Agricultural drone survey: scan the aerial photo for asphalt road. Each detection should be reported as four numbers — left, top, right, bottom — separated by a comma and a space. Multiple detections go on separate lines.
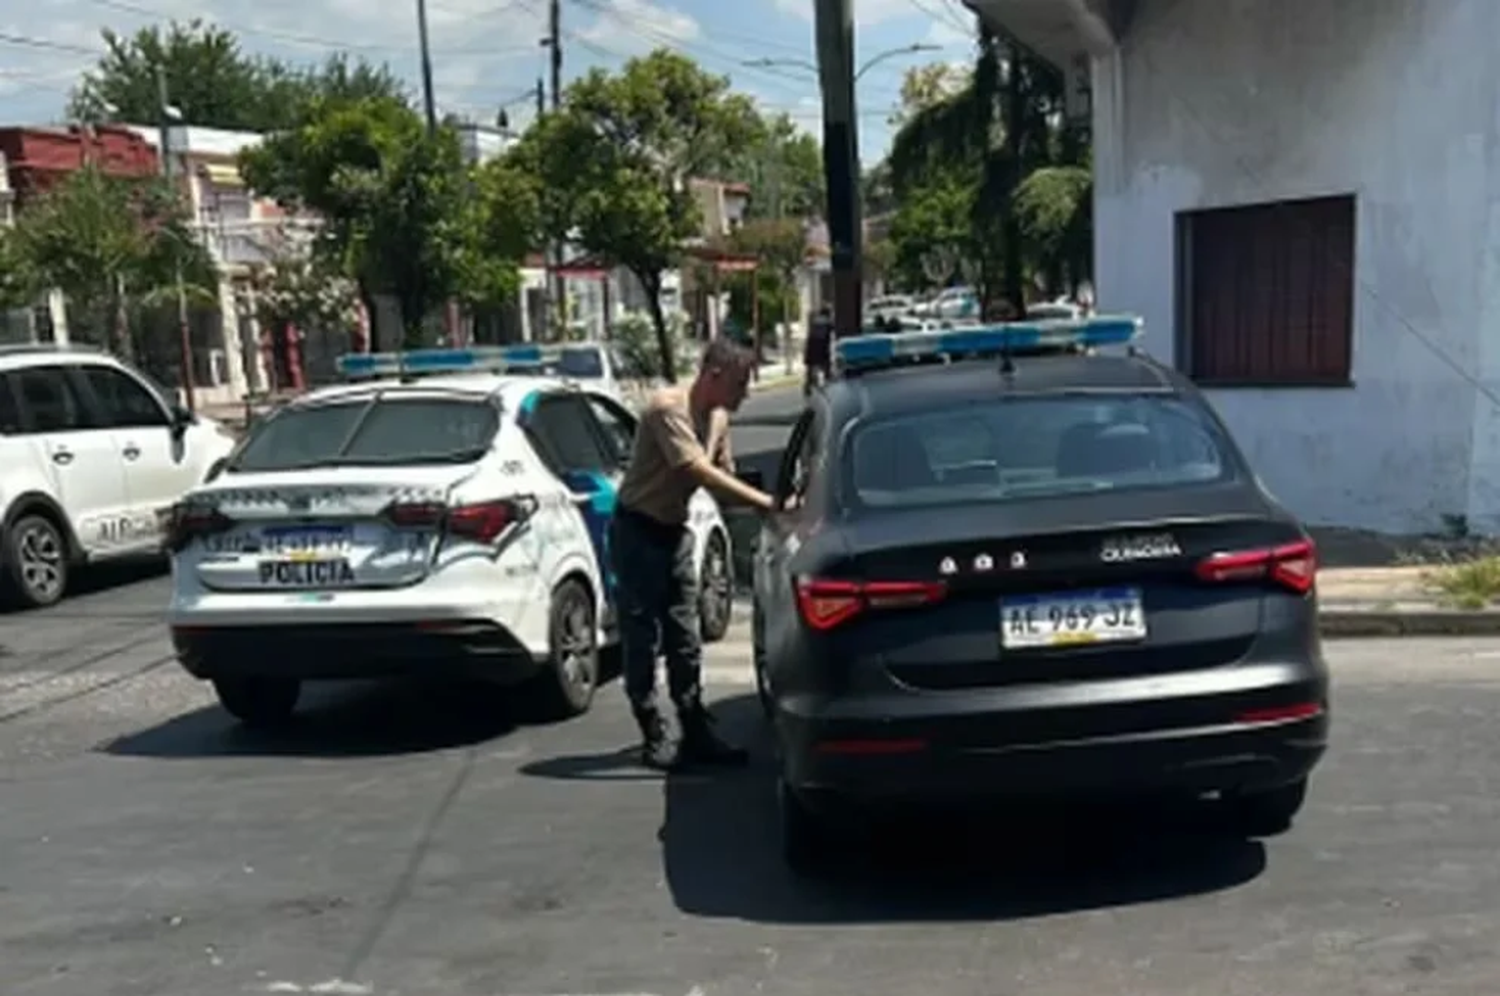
2, 385, 1499, 996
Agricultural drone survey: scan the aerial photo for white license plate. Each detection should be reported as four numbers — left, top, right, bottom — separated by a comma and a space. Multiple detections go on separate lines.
203, 525, 352, 555
1000, 587, 1146, 649
257, 558, 357, 586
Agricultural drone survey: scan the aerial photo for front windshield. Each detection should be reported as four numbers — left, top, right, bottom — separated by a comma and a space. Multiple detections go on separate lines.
228, 395, 499, 472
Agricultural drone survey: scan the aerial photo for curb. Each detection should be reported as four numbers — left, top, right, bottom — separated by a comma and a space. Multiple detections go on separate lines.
1318, 605, 1500, 638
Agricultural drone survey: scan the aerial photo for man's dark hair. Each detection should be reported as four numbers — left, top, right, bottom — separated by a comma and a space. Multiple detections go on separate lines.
699, 336, 756, 375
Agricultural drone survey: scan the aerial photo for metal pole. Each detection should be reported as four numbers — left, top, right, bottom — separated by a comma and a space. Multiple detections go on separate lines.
545, 0, 564, 339
416, 0, 438, 132
548, 0, 562, 110
814, 0, 863, 339
157, 65, 195, 413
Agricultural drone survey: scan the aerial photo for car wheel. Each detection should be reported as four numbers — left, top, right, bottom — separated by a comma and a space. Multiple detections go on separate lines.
532, 578, 599, 720
1223, 778, 1308, 837
212, 676, 300, 727
698, 530, 733, 643
1, 513, 69, 609
779, 778, 831, 876
752, 600, 772, 720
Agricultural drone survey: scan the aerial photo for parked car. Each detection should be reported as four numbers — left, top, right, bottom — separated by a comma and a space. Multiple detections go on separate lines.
165, 351, 735, 727
0, 344, 238, 608
752, 317, 1329, 873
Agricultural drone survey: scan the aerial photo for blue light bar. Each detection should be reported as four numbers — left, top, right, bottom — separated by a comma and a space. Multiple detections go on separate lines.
833, 314, 1143, 373
336, 344, 574, 379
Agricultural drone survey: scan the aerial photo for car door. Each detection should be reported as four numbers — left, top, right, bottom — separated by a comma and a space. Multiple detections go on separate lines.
8, 365, 132, 557
756, 406, 822, 630
522, 392, 620, 600
70, 363, 186, 546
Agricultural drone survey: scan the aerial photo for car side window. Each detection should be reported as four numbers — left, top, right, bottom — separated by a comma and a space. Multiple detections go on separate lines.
77, 366, 170, 429
584, 395, 637, 468
775, 408, 822, 504
13, 366, 90, 433
528, 394, 613, 473
0, 375, 22, 434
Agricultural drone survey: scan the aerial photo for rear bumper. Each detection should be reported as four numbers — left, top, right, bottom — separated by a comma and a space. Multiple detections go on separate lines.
171, 620, 544, 683
776, 659, 1328, 808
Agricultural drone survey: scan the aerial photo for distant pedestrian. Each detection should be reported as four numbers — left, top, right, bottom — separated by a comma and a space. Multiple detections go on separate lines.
803, 305, 833, 397
610, 338, 776, 770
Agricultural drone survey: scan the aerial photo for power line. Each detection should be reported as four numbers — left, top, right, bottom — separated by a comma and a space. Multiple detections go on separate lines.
0, 31, 101, 56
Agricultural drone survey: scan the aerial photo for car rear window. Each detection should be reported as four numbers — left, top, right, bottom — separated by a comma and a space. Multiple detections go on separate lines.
845, 394, 1236, 508
229, 396, 499, 472
555, 347, 604, 379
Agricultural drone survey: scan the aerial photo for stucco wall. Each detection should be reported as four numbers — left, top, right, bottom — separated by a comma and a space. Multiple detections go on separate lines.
1092, 0, 1500, 533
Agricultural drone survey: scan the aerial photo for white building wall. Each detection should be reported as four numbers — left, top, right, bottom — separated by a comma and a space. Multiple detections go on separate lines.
1092, 0, 1500, 533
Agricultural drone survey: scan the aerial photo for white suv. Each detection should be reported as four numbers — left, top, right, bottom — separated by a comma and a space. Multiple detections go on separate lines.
0, 344, 238, 608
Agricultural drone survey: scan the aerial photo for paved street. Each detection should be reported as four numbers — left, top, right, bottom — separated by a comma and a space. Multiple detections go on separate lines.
2, 386, 1499, 995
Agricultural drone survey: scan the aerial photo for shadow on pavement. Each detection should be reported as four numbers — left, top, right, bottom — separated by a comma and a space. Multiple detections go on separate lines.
0, 558, 168, 616
99, 678, 543, 759
648, 694, 1266, 924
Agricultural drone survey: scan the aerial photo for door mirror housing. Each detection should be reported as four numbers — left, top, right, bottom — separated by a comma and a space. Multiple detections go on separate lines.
169, 404, 195, 436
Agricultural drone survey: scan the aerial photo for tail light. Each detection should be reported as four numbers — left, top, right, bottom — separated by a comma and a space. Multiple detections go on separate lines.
1196, 538, 1316, 594
164, 503, 233, 552
795, 577, 947, 631
382, 497, 535, 544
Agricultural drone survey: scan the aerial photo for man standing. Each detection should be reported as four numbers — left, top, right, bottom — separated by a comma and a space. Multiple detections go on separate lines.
803, 304, 833, 397
611, 338, 776, 770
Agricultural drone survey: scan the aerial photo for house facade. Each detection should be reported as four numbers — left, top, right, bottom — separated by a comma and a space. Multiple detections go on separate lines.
967, 0, 1500, 535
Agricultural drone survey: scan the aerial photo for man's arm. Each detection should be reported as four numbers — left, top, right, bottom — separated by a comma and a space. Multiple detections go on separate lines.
649, 404, 773, 512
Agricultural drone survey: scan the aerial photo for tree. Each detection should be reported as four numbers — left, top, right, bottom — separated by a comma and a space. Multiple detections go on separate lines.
735, 113, 824, 220
250, 245, 360, 347
727, 217, 806, 347
456, 158, 540, 312
892, 61, 971, 127
0, 227, 38, 313
8, 166, 216, 359
512, 49, 759, 380
239, 96, 471, 347
69, 20, 405, 132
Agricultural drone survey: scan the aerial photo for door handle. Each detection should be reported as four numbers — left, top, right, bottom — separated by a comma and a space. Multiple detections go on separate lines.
51, 450, 73, 465
122, 446, 141, 460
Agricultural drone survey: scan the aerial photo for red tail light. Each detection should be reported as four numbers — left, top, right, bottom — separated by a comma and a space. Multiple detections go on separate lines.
1196, 538, 1316, 594
382, 497, 534, 544
164, 504, 233, 552
795, 577, 947, 631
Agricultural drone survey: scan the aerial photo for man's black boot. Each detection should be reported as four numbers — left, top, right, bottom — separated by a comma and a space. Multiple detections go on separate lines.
677, 702, 749, 767
632, 703, 677, 770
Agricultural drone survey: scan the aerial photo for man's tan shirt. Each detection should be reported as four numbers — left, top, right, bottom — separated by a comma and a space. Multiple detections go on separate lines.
617, 387, 733, 526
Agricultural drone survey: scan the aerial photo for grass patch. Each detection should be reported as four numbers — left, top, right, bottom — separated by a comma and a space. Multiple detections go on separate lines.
1424, 556, 1500, 610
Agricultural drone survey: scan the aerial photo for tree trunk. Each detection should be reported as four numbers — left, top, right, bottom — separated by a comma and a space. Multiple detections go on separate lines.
637, 268, 676, 383
1001, 37, 1027, 311
399, 295, 425, 350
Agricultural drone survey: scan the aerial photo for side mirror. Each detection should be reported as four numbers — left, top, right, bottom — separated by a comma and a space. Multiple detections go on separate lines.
169, 404, 195, 435
736, 468, 764, 490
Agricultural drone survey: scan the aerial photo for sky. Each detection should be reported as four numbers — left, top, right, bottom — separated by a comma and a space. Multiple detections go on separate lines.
0, 0, 977, 165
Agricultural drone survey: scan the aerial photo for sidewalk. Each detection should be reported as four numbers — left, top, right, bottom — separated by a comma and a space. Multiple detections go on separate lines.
1318, 566, 1500, 637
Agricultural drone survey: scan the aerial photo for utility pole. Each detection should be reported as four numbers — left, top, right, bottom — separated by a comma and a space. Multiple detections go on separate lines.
416, 0, 438, 132
544, 0, 564, 339
156, 64, 195, 414
535, 77, 545, 118
814, 0, 863, 339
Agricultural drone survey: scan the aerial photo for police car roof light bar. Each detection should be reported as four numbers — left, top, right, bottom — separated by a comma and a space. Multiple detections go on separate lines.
337, 344, 556, 380
833, 314, 1144, 375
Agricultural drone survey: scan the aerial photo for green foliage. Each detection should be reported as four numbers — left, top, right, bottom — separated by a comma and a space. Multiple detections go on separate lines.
250, 248, 360, 342
510, 48, 757, 381
239, 97, 478, 346
734, 113, 824, 220
0, 227, 39, 312
68, 20, 405, 132
7, 166, 217, 355
610, 312, 695, 380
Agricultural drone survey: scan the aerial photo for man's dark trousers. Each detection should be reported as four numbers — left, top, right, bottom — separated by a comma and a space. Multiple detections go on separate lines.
608, 507, 702, 712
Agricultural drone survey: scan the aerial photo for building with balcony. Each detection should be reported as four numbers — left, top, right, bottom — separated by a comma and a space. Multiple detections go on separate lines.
967, 0, 1500, 535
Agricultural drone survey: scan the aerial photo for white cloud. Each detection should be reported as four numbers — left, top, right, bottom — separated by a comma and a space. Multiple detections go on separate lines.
577, 0, 700, 56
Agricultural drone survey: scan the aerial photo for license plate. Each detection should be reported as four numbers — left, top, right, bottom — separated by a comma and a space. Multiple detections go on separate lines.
261, 525, 351, 554
258, 559, 357, 586
1000, 587, 1146, 649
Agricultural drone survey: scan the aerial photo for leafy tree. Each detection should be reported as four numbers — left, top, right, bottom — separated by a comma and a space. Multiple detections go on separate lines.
456, 159, 540, 311
512, 49, 759, 380
250, 246, 360, 346
239, 96, 471, 347
886, 173, 976, 290
727, 217, 806, 348
69, 20, 405, 132
0, 227, 38, 312
8, 166, 216, 359
735, 113, 824, 220
892, 62, 971, 127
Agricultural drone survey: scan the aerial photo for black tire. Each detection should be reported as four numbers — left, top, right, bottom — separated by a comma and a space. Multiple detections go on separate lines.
1, 513, 70, 609
531, 578, 599, 720
751, 600, 772, 720
1224, 778, 1308, 837
699, 530, 733, 643
779, 778, 831, 876
213, 676, 300, 727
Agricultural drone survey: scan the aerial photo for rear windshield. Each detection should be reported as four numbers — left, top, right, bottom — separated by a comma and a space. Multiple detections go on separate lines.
845, 394, 1237, 508
228, 396, 499, 472
555, 347, 604, 379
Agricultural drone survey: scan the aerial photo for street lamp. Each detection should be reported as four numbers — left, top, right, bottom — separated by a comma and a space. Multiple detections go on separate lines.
742, 42, 939, 83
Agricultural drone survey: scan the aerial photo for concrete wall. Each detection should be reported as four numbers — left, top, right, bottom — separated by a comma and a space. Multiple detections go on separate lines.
1092, 0, 1500, 533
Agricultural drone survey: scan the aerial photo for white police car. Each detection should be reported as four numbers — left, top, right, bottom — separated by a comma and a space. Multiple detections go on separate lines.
164, 346, 735, 727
